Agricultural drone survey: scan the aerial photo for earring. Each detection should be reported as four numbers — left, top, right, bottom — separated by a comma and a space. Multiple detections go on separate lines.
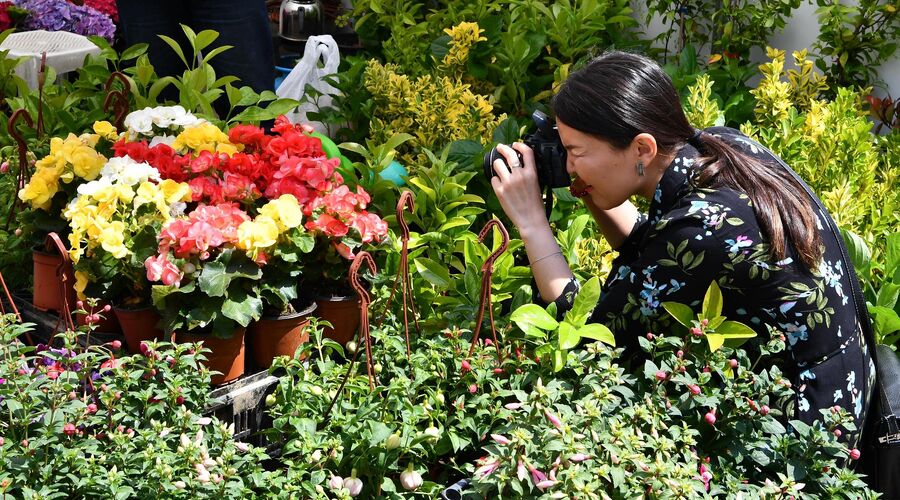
636, 161, 645, 176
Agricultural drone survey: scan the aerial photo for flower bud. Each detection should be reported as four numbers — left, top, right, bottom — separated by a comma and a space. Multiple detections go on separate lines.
491, 433, 511, 445
849, 448, 861, 460
328, 475, 344, 490
729, 359, 738, 369
461, 359, 471, 373
704, 410, 716, 426
691, 327, 703, 336
344, 476, 363, 496
423, 426, 440, 441
468, 384, 478, 394
568, 453, 590, 463
385, 433, 401, 450
689, 384, 701, 396
834, 429, 842, 437
655, 370, 667, 381
759, 405, 770, 416
400, 465, 423, 491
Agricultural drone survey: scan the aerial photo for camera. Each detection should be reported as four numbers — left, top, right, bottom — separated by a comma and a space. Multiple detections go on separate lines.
483, 110, 570, 189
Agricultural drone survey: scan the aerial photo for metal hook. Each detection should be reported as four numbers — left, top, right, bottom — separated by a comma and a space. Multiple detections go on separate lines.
104, 71, 132, 95
350, 251, 377, 391
468, 219, 509, 359
103, 90, 129, 131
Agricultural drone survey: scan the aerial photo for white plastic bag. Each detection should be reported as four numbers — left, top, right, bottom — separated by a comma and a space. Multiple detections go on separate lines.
276, 35, 340, 134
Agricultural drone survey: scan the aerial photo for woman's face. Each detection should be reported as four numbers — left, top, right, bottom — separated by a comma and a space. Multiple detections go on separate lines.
557, 119, 645, 210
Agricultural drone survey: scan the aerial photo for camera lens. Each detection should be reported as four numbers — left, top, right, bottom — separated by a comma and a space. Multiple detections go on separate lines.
482, 148, 524, 182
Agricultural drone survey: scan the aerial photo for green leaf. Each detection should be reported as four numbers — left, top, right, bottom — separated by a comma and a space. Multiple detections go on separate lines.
510, 304, 559, 331
569, 277, 600, 324
887, 233, 900, 280
367, 421, 392, 446
716, 320, 757, 348
702, 281, 723, 320
705, 333, 725, 352
194, 29, 219, 53
552, 349, 565, 372
841, 227, 871, 275
578, 323, 615, 346
492, 116, 520, 144
119, 43, 148, 61
222, 289, 263, 327
877, 283, 900, 309
157, 34, 189, 69
870, 305, 900, 338
558, 322, 579, 350
413, 258, 451, 288
662, 301, 694, 328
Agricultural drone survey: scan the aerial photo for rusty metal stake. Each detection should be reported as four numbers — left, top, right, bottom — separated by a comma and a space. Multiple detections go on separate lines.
379, 191, 420, 359
6, 109, 34, 229
103, 72, 132, 130
322, 251, 378, 423
467, 219, 509, 361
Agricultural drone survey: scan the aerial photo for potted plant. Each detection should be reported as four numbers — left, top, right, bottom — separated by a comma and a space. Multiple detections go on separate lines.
64, 148, 193, 347
300, 184, 389, 344
238, 194, 318, 369
18, 126, 110, 311
146, 202, 265, 384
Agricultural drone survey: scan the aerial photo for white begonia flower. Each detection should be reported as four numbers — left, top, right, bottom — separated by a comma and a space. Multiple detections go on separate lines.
76, 177, 113, 197
124, 110, 153, 137
99, 156, 160, 186
149, 134, 177, 148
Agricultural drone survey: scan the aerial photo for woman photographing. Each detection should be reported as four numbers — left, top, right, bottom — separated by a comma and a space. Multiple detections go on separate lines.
490, 50, 874, 440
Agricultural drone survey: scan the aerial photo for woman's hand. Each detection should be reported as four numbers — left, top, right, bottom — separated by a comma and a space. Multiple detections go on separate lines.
490, 143, 547, 234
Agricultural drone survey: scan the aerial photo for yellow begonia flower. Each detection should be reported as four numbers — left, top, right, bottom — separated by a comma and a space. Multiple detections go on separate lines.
260, 194, 303, 231
92, 121, 119, 141
173, 122, 235, 155
134, 181, 159, 210
99, 221, 128, 259
74, 270, 89, 301
237, 216, 279, 252
159, 179, 192, 204
18, 172, 58, 209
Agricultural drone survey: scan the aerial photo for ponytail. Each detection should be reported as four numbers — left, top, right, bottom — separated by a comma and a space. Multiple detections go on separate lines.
691, 132, 823, 271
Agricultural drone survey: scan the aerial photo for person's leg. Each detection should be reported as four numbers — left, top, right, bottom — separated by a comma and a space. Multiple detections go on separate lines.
115, 0, 191, 81
189, 0, 276, 96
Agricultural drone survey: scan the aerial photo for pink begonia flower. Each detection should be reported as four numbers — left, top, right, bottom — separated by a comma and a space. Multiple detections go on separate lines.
144, 253, 184, 286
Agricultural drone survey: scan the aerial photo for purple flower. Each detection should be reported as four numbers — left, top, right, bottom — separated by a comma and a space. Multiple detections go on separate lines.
14, 0, 116, 41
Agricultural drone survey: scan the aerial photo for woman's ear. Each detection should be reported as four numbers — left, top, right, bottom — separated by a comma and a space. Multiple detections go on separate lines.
632, 133, 658, 165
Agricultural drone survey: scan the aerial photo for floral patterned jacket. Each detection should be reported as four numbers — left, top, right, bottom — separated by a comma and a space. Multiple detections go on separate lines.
550, 127, 875, 434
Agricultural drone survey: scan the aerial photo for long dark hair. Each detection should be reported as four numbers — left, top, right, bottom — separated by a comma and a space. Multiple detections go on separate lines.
552, 51, 822, 271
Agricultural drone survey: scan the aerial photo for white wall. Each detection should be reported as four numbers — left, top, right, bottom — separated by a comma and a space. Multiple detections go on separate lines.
631, 1, 899, 98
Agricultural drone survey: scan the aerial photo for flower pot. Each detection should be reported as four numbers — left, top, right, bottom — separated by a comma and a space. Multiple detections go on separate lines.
314, 293, 360, 345
176, 328, 246, 385
32, 249, 76, 313
114, 306, 165, 354
76, 300, 121, 333
249, 301, 317, 369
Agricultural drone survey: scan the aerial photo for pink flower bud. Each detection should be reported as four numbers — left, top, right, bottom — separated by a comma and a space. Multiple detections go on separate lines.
646, 332, 654, 340
86, 403, 97, 414
849, 448, 861, 460
461, 360, 471, 373
468, 384, 478, 394
729, 359, 738, 368
110, 340, 122, 350
493, 368, 503, 374
102, 304, 112, 313
691, 327, 703, 336
655, 370, 667, 381
689, 384, 701, 395
759, 405, 770, 416
536, 479, 556, 491
504, 402, 523, 410
76, 300, 84, 309
344, 476, 363, 496
834, 429, 842, 437
400, 466, 423, 491
544, 409, 563, 431
676, 350, 684, 358
700, 318, 709, 326
0, 161, 9, 173
568, 453, 590, 463
328, 475, 344, 490
63, 423, 77, 436
704, 411, 717, 426
490, 434, 511, 445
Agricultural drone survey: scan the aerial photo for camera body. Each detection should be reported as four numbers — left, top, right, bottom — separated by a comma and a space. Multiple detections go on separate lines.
483, 111, 570, 189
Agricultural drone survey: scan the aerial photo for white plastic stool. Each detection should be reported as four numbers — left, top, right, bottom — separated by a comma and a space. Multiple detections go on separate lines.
0, 30, 101, 89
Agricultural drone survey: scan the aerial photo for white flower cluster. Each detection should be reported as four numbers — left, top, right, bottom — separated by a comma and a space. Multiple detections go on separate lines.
75, 156, 161, 197
123, 105, 206, 140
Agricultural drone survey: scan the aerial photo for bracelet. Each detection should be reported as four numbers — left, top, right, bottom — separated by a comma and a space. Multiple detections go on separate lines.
531, 251, 563, 265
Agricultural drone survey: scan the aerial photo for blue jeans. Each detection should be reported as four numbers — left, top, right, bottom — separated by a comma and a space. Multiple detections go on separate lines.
116, 0, 275, 115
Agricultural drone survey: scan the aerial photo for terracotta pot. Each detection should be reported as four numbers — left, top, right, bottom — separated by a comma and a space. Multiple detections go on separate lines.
249, 301, 317, 369
32, 249, 76, 313
113, 306, 165, 354
176, 328, 246, 385
314, 293, 360, 345
76, 300, 121, 333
